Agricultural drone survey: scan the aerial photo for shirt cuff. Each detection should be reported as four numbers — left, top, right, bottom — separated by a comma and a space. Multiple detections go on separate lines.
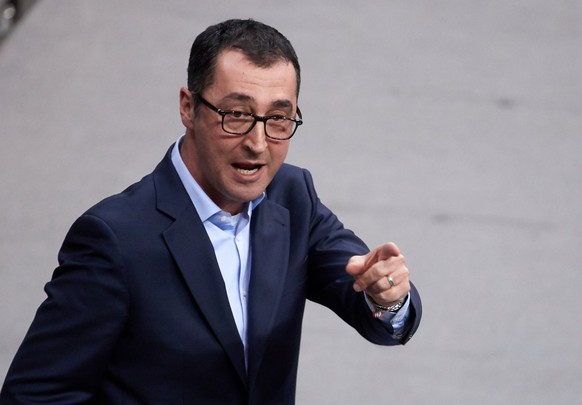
364, 293, 411, 333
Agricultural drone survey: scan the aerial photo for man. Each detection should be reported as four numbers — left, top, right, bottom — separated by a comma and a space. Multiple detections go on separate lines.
1, 19, 421, 404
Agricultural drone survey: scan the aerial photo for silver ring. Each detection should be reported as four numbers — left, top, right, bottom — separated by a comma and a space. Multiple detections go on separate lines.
387, 275, 395, 287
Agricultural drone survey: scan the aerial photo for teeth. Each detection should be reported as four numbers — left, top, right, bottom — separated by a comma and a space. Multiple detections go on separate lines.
237, 167, 259, 175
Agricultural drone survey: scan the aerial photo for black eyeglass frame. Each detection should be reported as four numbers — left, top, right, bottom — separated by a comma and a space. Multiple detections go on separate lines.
194, 93, 303, 140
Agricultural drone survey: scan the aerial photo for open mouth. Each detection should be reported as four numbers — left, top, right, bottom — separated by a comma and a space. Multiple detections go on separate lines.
233, 163, 263, 175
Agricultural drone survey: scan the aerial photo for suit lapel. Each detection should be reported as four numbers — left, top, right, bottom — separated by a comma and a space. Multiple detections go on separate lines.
153, 151, 247, 386
246, 199, 291, 380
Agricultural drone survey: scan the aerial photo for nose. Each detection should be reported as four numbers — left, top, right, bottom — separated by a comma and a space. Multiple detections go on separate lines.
242, 121, 268, 154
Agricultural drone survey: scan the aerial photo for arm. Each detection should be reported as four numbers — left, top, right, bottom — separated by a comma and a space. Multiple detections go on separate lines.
0, 214, 129, 404
301, 169, 421, 345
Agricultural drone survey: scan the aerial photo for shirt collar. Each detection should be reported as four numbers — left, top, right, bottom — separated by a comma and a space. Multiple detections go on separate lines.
170, 136, 265, 222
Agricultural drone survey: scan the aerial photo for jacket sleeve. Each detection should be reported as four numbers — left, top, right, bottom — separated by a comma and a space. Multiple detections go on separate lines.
0, 214, 130, 404
300, 168, 422, 345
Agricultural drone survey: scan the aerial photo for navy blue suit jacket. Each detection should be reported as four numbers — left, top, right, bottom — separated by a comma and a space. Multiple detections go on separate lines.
1, 147, 421, 404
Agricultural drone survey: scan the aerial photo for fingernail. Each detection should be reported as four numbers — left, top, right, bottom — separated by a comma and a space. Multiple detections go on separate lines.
353, 284, 362, 292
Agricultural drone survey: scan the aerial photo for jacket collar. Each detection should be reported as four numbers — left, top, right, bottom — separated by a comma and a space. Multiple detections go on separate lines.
152, 146, 291, 386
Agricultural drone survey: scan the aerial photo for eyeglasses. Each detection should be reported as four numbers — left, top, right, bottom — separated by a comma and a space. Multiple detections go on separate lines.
195, 94, 303, 140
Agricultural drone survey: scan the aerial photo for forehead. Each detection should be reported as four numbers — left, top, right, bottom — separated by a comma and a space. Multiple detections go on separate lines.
208, 49, 298, 104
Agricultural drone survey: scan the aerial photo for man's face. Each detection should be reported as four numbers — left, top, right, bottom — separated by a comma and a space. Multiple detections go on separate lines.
179, 49, 298, 214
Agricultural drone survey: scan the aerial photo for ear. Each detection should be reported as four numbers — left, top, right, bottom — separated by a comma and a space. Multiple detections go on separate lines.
179, 87, 195, 129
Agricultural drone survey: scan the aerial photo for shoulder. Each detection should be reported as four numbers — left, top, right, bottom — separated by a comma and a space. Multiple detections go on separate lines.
82, 148, 184, 227
271, 163, 307, 181
267, 163, 316, 201
78, 161, 180, 241
85, 173, 157, 222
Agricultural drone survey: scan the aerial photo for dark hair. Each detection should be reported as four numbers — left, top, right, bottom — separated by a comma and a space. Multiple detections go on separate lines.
187, 19, 301, 97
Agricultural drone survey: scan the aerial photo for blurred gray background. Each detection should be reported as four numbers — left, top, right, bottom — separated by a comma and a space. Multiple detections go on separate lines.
1, 1, 581, 404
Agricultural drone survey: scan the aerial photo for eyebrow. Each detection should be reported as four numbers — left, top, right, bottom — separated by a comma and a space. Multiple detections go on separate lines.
220, 92, 294, 111
220, 93, 252, 103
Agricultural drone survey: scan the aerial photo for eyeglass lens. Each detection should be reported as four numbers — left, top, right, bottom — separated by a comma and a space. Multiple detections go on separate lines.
222, 113, 297, 139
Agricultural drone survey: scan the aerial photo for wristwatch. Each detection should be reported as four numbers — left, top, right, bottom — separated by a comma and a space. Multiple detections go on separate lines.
371, 295, 407, 318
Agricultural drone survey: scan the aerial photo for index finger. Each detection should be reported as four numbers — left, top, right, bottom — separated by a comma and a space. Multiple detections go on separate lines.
364, 242, 401, 269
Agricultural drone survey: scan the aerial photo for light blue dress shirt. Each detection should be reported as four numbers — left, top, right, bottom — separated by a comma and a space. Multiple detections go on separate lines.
171, 138, 263, 363
170, 137, 410, 351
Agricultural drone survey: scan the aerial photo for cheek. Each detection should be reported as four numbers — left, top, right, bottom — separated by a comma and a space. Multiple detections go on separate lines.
271, 143, 289, 165
198, 135, 235, 164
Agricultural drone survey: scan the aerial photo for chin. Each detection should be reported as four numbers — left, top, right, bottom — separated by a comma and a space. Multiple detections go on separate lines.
234, 187, 265, 203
